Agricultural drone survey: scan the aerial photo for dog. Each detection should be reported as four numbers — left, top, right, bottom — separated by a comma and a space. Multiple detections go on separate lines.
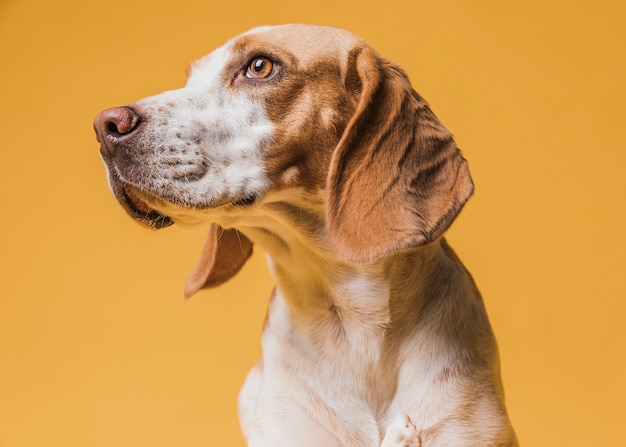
94, 24, 518, 447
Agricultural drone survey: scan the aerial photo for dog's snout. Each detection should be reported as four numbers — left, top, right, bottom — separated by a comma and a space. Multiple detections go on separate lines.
94, 106, 141, 158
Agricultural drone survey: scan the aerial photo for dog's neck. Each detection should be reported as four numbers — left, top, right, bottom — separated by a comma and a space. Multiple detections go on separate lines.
224, 188, 482, 415
229, 189, 451, 328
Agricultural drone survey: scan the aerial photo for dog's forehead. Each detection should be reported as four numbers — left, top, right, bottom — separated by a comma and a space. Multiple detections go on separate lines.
236, 25, 363, 67
188, 24, 363, 82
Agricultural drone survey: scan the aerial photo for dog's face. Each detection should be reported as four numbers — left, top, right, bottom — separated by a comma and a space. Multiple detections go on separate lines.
95, 24, 474, 295
95, 25, 362, 228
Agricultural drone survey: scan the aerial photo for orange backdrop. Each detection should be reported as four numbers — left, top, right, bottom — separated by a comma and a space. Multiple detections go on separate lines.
1, 0, 624, 446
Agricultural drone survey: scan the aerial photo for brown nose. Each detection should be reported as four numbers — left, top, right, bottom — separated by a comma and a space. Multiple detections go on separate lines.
94, 107, 141, 158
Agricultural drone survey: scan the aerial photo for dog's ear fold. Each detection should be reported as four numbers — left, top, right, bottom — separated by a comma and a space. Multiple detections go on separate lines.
327, 46, 474, 263
184, 224, 253, 298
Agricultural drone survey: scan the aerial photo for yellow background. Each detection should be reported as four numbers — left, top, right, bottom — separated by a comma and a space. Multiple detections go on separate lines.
1, 0, 624, 445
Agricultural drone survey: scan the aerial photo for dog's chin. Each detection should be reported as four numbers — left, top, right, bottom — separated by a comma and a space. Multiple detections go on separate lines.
108, 175, 260, 229
107, 178, 174, 230
123, 186, 174, 229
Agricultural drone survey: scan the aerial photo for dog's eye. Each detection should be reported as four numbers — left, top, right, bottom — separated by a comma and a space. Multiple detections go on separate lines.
246, 57, 274, 79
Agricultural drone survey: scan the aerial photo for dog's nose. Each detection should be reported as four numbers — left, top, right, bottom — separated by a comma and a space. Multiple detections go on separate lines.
94, 107, 141, 158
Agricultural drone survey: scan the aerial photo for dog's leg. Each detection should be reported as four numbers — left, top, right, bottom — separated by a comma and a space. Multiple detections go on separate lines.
381, 415, 422, 447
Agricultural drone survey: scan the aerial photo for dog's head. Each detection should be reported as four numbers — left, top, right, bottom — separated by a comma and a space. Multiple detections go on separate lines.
94, 24, 473, 297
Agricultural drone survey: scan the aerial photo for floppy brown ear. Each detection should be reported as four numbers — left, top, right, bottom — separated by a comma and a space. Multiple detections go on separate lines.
327, 46, 474, 263
184, 223, 253, 298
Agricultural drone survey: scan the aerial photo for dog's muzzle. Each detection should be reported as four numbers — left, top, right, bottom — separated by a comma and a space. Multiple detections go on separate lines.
94, 107, 174, 229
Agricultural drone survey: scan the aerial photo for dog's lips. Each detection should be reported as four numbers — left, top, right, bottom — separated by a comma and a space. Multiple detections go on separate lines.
105, 164, 257, 227
123, 187, 155, 215
106, 171, 174, 229
119, 186, 173, 229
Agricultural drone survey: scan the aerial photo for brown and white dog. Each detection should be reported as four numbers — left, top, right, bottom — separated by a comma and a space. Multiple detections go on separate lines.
94, 24, 518, 447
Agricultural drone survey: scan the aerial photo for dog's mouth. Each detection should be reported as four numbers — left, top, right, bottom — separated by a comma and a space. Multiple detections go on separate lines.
107, 172, 173, 229
107, 170, 259, 229
121, 186, 174, 229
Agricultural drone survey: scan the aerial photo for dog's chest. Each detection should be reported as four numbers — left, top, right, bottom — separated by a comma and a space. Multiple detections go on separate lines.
264, 266, 402, 401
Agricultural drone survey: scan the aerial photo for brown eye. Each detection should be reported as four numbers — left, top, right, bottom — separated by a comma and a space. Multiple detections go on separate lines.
246, 57, 274, 79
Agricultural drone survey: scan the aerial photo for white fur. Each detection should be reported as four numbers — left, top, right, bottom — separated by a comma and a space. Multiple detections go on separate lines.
125, 40, 273, 222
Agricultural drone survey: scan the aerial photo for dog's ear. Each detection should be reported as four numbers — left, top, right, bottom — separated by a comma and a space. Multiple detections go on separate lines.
184, 224, 253, 298
327, 46, 474, 263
